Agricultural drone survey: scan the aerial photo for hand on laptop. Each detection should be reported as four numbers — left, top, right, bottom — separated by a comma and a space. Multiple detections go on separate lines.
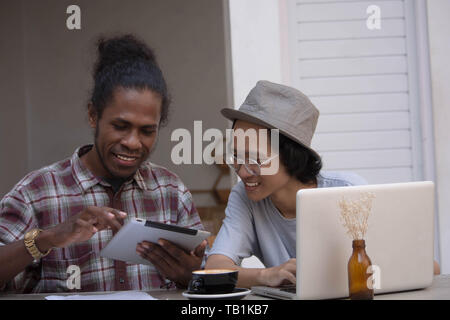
136, 238, 208, 288
259, 258, 296, 287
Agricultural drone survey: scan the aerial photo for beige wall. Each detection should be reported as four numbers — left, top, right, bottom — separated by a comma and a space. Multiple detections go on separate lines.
0, 0, 230, 205
0, 1, 28, 197
427, 0, 450, 274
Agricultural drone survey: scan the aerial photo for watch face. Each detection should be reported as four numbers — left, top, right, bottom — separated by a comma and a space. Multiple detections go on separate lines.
26, 229, 39, 240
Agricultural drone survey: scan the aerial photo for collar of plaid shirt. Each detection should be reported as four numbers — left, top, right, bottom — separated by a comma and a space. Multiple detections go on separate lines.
0, 145, 203, 293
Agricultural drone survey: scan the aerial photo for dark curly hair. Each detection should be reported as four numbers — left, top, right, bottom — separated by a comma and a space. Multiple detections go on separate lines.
277, 131, 322, 184
89, 34, 170, 126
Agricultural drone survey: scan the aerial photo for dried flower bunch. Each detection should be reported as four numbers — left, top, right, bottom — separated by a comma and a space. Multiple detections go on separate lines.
339, 192, 375, 240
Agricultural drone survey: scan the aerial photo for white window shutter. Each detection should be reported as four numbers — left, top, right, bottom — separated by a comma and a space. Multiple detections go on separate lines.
288, 0, 423, 184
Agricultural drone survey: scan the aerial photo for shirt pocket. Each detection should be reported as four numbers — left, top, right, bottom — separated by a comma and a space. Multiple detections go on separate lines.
40, 249, 95, 293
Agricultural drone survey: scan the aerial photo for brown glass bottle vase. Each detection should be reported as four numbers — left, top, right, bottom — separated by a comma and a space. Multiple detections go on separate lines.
347, 239, 374, 300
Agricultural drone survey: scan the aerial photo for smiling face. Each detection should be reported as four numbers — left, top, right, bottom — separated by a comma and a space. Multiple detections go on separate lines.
84, 87, 162, 179
232, 120, 291, 202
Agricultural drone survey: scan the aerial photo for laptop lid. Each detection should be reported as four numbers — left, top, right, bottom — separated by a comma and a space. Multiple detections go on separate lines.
296, 181, 434, 299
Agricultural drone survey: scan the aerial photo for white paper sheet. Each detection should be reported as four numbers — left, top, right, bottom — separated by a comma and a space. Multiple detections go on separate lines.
45, 291, 157, 300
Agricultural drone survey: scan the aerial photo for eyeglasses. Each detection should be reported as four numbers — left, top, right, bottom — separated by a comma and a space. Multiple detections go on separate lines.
227, 154, 279, 176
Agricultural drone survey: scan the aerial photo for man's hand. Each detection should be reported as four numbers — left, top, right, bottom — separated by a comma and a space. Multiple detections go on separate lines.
45, 206, 127, 249
136, 239, 207, 288
258, 258, 296, 287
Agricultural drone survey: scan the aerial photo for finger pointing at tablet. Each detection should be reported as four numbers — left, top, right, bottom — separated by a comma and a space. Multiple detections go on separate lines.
43, 206, 127, 248
91, 208, 127, 232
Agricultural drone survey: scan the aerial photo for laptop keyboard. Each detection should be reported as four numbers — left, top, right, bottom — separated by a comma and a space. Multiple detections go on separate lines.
280, 285, 296, 293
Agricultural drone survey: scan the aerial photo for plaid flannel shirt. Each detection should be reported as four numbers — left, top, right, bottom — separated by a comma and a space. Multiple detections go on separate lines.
0, 145, 204, 293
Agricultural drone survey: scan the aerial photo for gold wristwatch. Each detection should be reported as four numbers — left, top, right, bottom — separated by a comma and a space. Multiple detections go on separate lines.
24, 228, 51, 261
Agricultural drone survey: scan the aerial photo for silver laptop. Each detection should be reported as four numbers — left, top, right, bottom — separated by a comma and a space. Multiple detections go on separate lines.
252, 181, 435, 299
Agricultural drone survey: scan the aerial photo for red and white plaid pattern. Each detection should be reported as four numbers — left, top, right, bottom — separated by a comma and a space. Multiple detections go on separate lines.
0, 145, 203, 293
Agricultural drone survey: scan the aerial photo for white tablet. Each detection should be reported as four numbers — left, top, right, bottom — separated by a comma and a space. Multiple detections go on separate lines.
100, 218, 211, 266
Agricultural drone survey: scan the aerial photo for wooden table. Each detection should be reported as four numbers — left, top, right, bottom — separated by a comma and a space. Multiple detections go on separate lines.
1, 275, 449, 300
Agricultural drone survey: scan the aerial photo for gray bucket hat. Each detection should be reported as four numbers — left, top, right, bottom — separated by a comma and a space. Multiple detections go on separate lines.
221, 80, 321, 162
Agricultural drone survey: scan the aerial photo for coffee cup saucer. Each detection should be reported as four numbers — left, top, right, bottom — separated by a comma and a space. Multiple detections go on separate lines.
182, 288, 251, 300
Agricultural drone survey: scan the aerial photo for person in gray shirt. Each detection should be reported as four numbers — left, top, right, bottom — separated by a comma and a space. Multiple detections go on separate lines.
205, 81, 368, 288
